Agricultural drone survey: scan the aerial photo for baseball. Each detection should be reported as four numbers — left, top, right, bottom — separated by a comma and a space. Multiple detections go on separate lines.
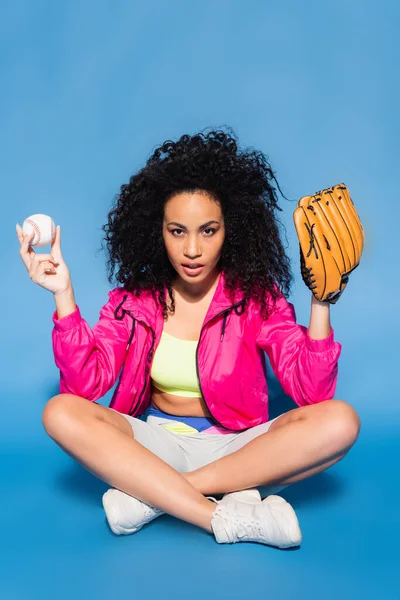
22, 214, 56, 247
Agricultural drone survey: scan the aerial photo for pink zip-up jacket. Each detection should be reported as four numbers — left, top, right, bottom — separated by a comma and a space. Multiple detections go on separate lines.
51, 270, 342, 431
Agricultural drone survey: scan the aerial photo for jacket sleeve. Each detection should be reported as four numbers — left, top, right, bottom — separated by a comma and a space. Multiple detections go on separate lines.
255, 294, 342, 406
51, 290, 130, 401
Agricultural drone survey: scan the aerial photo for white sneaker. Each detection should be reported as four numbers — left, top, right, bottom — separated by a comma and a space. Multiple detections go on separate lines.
102, 487, 261, 535
102, 489, 165, 535
211, 494, 302, 548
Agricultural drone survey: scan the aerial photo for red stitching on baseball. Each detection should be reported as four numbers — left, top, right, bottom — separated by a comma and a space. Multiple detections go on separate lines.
25, 219, 41, 244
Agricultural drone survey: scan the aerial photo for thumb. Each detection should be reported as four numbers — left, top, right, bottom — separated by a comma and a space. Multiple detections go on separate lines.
51, 225, 63, 262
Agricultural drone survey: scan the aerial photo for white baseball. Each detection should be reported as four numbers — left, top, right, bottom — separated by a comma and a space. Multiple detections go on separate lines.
22, 214, 56, 247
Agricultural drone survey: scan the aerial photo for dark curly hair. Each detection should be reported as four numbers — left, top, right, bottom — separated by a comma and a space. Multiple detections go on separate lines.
101, 127, 293, 320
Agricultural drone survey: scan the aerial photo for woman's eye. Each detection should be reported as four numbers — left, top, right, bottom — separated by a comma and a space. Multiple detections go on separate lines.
170, 228, 216, 236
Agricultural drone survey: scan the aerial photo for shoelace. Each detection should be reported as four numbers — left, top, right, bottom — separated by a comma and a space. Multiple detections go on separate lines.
143, 504, 156, 518
144, 503, 163, 517
234, 517, 265, 541
213, 505, 264, 543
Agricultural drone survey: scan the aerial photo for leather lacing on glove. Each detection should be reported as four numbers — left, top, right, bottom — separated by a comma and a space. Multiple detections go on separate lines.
300, 247, 317, 292
301, 203, 333, 296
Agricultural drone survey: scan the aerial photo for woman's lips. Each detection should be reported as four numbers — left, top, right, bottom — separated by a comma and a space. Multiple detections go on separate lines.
181, 264, 205, 276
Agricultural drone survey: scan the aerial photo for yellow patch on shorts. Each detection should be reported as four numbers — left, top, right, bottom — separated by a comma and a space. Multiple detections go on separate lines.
160, 422, 200, 435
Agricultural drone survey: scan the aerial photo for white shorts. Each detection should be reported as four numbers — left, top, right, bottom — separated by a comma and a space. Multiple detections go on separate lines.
112, 410, 287, 496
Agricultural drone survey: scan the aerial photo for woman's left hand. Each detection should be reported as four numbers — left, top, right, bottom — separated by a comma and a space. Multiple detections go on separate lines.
293, 183, 365, 304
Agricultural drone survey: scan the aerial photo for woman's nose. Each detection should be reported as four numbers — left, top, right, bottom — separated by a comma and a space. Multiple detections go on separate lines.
184, 237, 201, 257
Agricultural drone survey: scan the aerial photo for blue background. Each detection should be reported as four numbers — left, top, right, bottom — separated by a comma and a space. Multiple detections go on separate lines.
1, 0, 398, 598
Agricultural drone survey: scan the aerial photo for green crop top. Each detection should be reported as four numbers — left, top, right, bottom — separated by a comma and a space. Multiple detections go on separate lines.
150, 330, 202, 398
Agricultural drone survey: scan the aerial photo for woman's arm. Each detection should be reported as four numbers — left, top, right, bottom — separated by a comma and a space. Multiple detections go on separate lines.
51, 289, 130, 401
256, 291, 342, 406
54, 285, 77, 319
308, 295, 331, 340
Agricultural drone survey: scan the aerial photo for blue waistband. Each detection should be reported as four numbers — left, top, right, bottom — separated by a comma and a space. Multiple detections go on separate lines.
145, 404, 215, 432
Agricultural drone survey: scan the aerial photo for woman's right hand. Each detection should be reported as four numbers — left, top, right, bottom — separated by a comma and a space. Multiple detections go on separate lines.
16, 223, 73, 295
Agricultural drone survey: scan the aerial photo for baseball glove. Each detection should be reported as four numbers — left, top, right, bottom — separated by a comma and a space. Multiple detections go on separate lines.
293, 183, 364, 304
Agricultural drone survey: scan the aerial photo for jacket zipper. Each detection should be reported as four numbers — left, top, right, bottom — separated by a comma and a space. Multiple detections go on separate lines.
112, 297, 136, 402
195, 300, 246, 428
117, 295, 246, 424
113, 296, 156, 415
124, 310, 156, 416
126, 318, 136, 350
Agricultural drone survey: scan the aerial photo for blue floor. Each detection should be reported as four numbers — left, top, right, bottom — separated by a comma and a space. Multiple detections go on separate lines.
1, 400, 398, 600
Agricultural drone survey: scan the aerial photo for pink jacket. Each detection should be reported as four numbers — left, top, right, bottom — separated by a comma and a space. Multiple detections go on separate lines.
51, 271, 342, 431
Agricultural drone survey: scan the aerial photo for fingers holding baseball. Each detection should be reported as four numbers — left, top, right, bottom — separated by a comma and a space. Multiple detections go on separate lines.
17, 224, 57, 270
49, 224, 64, 265
16, 223, 72, 294
29, 252, 59, 278
16, 224, 35, 269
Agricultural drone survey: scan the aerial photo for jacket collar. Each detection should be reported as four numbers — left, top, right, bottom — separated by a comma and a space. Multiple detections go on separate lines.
119, 270, 245, 325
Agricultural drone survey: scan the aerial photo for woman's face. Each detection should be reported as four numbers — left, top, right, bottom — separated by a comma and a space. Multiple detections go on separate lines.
162, 191, 225, 290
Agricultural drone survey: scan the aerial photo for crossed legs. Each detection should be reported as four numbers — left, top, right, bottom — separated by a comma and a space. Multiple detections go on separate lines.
42, 395, 361, 532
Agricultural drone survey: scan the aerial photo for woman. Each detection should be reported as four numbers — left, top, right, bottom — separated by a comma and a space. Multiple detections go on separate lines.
16, 129, 361, 548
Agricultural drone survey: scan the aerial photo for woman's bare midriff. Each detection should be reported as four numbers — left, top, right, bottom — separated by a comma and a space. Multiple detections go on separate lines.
149, 281, 217, 419
151, 384, 212, 417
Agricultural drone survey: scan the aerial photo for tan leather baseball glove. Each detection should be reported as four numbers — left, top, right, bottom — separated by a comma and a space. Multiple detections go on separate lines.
293, 183, 365, 303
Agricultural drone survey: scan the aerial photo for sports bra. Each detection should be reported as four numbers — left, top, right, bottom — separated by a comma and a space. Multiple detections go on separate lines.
150, 330, 202, 398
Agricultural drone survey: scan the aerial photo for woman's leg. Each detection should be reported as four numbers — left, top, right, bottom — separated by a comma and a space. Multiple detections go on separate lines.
42, 394, 216, 532
184, 399, 361, 495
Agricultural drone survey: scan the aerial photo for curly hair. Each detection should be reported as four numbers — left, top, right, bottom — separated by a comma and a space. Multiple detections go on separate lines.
101, 127, 293, 320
